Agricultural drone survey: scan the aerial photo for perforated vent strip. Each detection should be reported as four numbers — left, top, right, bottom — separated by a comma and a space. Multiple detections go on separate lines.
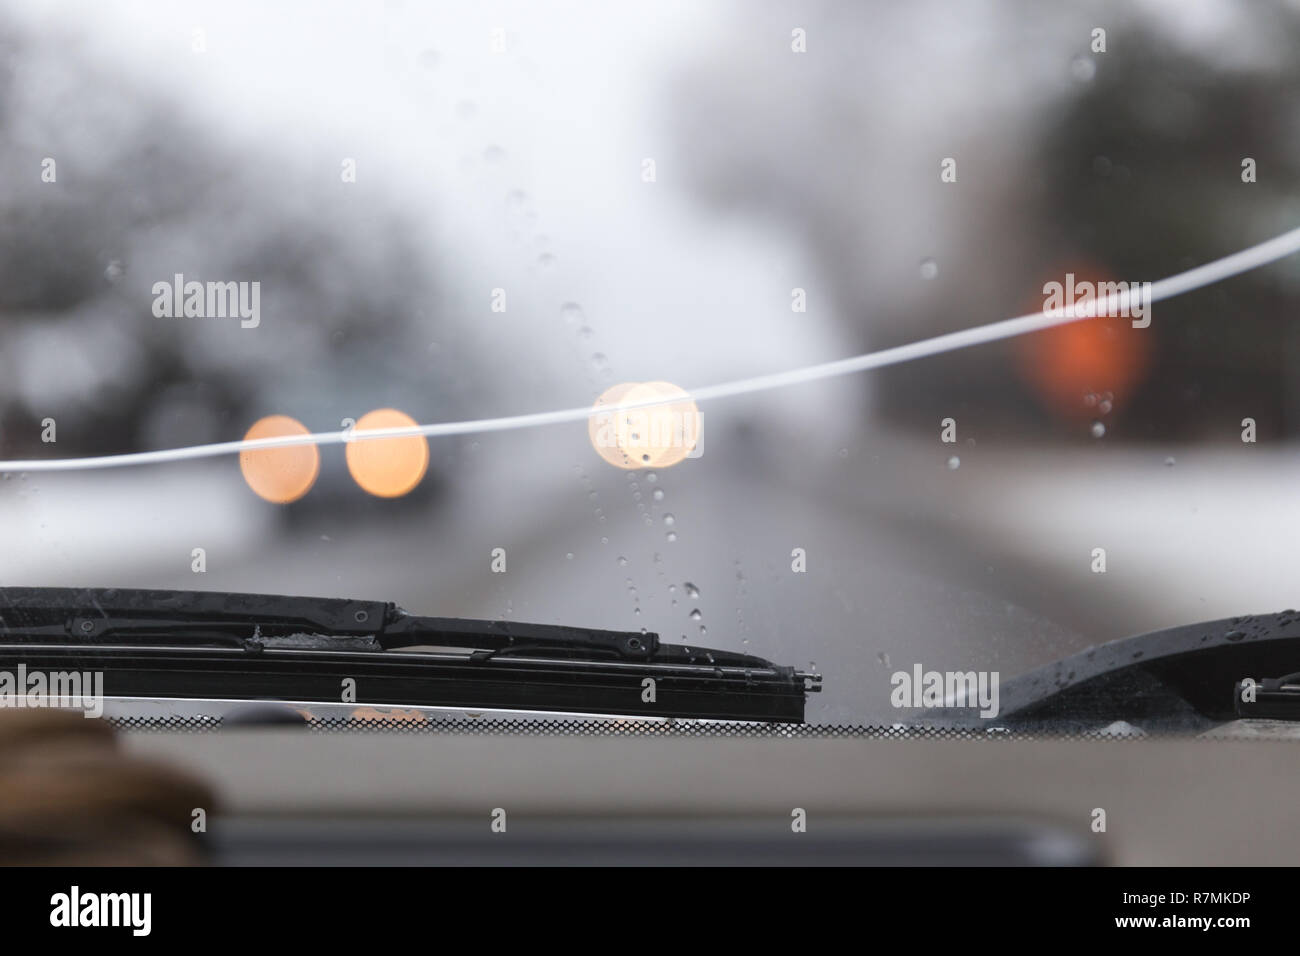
104, 714, 1194, 740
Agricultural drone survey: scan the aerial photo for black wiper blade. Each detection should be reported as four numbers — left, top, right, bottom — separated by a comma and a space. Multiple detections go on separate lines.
1234, 671, 1300, 720
927, 609, 1300, 732
0, 587, 392, 651
0, 588, 821, 722
0, 587, 655, 658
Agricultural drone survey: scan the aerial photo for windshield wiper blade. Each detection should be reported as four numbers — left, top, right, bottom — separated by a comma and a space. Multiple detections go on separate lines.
923, 609, 1300, 733
1234, 671, 1300, 720
0, 588, 821, 723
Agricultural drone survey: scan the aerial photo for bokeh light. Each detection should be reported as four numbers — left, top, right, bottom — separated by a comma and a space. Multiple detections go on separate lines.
345, 408, 429, 498
1016, 265, 1153, 423
588, 382, 640, 469
240, 415, 320, 504
589, 380, 701, 469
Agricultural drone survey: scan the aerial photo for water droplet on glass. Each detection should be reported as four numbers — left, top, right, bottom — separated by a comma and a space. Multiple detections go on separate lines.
645, 472, 657, 483
537, 252, 556, 269
617, 555, 628, 566
699, 625, 707, 637
565, 552, 574, 560
919, 258, 939, 280
946, 455, 960, 470
684, 582, 700, 599
1098, 399, 1113, 414
103, 260, 125, 283
878, 651, 891, 668
666, 531, 677, 542
663, 513, 675, 527
1164, 456, 1176, 467
652, 488, 664, 501
1083, 392, 1098, 407
1090, 421, 1106, 438
1071, 55, 1096, 83
560, 302, 584, 324
600, 536, 608, 545
689, 609, 702, 621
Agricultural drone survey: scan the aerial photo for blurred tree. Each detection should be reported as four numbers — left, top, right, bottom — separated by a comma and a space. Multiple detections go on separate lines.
0, 14, 474, 508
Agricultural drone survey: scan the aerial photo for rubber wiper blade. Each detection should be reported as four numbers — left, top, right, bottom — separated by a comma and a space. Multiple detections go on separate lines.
0, 588, 821, 723
1234, 671, 1300, 720
924, 609, 1300, 733
0, 587, 392, 650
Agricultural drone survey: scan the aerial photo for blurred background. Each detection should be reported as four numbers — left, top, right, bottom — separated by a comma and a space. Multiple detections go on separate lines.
2, 0, 1299, 722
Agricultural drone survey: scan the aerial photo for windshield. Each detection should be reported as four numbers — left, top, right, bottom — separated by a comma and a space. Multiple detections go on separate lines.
3, 0, 1298, 729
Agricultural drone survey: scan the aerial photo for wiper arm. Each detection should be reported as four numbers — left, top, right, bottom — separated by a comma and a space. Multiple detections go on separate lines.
0, 588, 821, 723
927, 609, 1300, 733
0, 588, 654, 657
1234, 670, 1300, 720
